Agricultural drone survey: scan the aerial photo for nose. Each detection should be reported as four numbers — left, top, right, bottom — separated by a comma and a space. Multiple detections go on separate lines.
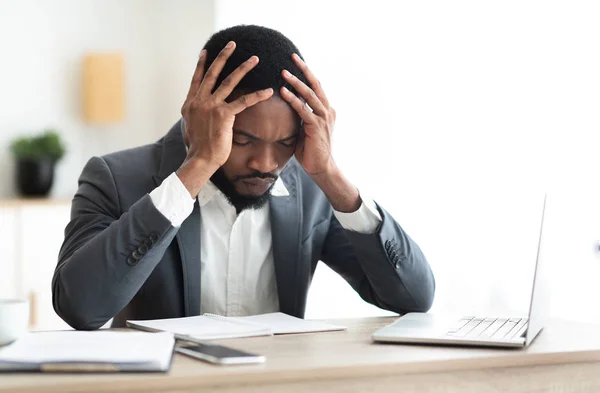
247, 145, 279, 174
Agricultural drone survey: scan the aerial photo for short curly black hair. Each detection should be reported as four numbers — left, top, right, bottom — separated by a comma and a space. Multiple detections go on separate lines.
202, 25, 309, 98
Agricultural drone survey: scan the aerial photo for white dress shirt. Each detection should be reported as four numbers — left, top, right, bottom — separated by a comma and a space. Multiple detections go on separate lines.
150, 171, 382, 316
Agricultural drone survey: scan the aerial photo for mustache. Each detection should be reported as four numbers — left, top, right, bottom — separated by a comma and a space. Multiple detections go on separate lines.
233, 172, 278, 182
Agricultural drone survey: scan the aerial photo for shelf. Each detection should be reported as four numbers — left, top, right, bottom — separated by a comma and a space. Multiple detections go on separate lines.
0, 198, 71, 208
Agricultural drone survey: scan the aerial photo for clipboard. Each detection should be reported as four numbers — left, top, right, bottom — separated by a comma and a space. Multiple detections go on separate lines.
0, 331, 175, 373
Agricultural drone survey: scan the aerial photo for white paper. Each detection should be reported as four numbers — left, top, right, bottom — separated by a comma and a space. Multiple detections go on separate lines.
230, 313, 347, 335
0, 331, 174, 371
128, 315, 272, 340
127, 313, 346, 341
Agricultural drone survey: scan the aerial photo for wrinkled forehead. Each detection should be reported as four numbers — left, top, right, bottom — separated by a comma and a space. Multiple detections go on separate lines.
233, 96, 301, 141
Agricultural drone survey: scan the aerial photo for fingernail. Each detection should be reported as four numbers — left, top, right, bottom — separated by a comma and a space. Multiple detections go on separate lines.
199, 49, 206, 58
293, 53, 302, 62
281, 86, 290, 93
283, 70, 292, 77
264, 88, 273, 94
248, 55, 258, 63
226, 41, 234, 49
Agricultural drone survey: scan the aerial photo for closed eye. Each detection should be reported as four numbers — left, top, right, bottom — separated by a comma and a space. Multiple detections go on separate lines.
232, 130, 258, 146
279, 137, 297, 147
279, 141, 296, 147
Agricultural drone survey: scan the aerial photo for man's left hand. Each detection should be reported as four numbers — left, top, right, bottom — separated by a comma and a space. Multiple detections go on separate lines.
280, 53, 336, 177
280, 54, 361, 213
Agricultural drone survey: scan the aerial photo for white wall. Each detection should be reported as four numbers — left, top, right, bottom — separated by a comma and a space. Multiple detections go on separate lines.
2, 0, 600, 324
216, 0, 600, 321
0, 0, 214, 198
152, 0, 216, 134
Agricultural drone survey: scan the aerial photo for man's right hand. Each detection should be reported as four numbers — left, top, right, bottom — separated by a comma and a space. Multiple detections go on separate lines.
176, 41, 274, 198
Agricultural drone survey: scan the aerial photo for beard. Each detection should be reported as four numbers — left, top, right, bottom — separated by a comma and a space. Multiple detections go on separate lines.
210, 168, 277, 211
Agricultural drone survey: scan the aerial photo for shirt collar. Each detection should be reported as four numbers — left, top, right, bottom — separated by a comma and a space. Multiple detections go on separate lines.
198, 177, 289, 207
197, 181, 221, 206
270, 177, 290, 197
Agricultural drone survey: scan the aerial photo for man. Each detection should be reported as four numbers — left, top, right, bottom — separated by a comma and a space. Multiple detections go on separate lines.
53, 25, 435, 330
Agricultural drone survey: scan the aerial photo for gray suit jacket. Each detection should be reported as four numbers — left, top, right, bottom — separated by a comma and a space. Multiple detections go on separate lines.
52, 121, 435, 330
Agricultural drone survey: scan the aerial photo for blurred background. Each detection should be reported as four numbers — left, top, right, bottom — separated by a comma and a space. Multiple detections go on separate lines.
1, 0, 599, 330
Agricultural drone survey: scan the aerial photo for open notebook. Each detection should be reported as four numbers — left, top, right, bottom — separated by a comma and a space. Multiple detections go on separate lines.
0, 331, 175, 373
127, 312, 347, 342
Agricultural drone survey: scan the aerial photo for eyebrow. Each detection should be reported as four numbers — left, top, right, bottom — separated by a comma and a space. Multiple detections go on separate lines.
234, 130, 298, 143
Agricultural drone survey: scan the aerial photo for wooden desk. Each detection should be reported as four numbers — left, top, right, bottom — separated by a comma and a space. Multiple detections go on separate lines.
2, 317, 600, 393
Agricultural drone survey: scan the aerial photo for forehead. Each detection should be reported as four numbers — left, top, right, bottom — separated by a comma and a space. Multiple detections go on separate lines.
233, 96, 299, 140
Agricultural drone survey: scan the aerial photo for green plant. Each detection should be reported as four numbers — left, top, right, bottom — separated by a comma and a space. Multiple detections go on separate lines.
9, 130, 66, 162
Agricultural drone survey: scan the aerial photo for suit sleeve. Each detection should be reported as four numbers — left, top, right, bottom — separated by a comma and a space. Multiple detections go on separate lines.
321, 203, 435, 314
52, 156, 178, 330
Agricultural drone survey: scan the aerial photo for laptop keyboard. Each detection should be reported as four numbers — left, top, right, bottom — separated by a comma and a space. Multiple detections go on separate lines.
446, 316, 528, 340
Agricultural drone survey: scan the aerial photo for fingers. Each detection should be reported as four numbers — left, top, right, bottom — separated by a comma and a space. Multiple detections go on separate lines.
199, 41, 237, 97
280, 86, 319, 124
182, 50, 207, 111
290, 53, 330, 108
282, 69, 327, 117
213, 55, 260, 101
227, 88, 274, 115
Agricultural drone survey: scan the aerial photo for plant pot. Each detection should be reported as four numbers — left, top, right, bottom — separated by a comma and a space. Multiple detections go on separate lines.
16, 159, 55, 197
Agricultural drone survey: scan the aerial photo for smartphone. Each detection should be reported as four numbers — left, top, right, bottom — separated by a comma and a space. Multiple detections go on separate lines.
175, 344, 266, 365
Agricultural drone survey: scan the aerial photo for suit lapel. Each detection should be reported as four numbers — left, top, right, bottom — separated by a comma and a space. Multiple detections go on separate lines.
153, 119, 201, 316
176, 201, 201, 316
270, 166, 302, 316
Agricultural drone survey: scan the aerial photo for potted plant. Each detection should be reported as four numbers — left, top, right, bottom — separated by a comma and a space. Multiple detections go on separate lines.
9, 130, 66, 197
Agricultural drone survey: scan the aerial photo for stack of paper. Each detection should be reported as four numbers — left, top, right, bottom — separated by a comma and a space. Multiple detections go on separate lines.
0, 331, 175, 372
127, 312, 347, 342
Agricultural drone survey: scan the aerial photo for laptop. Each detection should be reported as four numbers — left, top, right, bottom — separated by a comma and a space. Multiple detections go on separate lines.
372, 196, 548, 348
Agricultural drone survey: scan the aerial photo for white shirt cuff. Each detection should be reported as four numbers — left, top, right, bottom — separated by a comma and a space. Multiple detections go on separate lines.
150, 172, 195, 227
333, 194, 382, 234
